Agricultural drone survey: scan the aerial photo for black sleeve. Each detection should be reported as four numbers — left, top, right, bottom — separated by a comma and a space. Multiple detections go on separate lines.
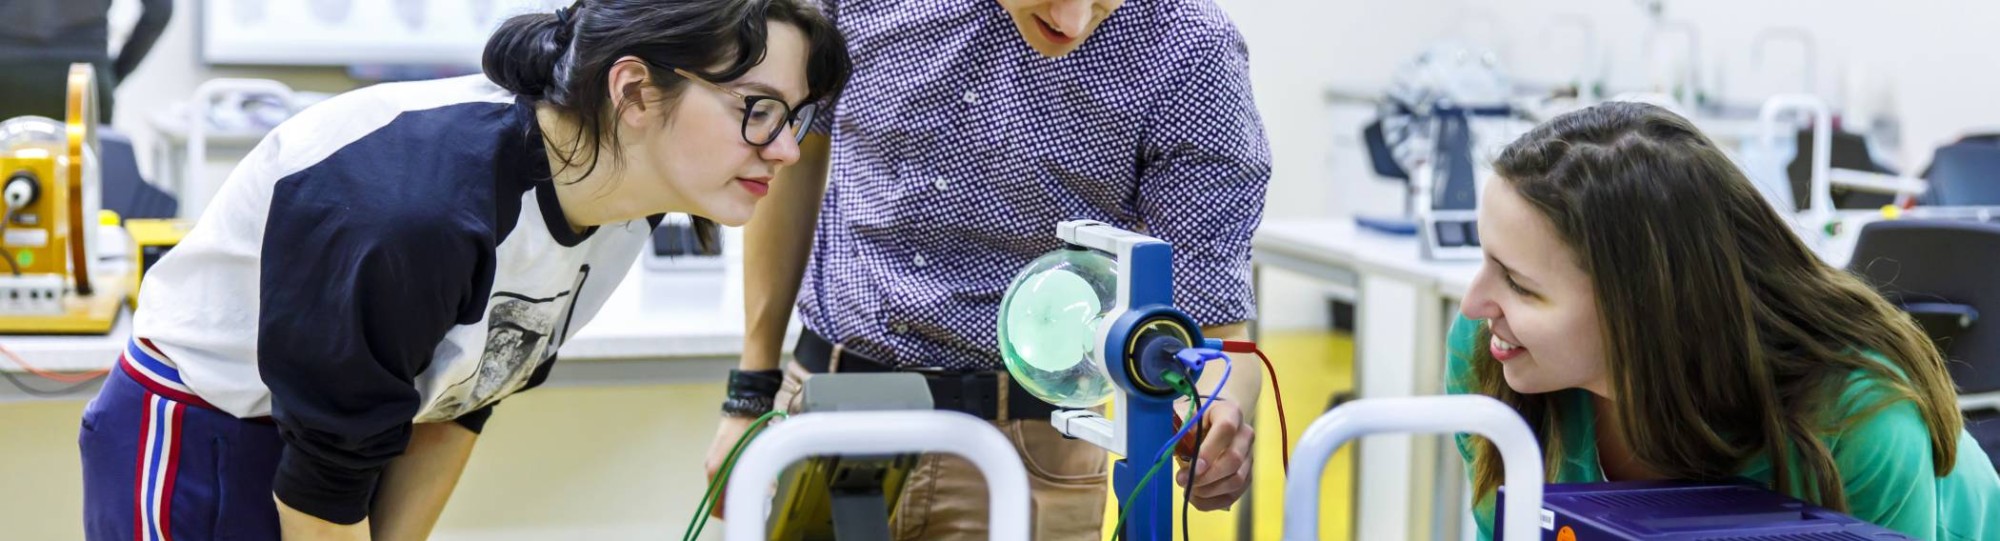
258, 171, 487, 525
453, 405, 495, 434
113, 0, 173, 81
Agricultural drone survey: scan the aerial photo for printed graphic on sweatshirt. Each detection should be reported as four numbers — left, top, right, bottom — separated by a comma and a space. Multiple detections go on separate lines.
419, 290, 572, 421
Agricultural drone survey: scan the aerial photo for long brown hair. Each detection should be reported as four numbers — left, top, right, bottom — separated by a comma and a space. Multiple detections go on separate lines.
1466, 102, 1962, 510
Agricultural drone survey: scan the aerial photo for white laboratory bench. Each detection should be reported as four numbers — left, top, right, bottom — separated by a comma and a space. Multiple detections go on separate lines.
0, 258, 774, 402
1251, 218, 1478, 541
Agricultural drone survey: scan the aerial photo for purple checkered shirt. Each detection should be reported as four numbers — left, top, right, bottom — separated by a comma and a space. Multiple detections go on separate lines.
799, 0, 1271, 371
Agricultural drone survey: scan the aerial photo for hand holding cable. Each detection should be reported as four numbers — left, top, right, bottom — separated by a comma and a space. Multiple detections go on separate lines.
687, 409, 787, 541
700, 368, 783, 521
1217, 339, 1289, 473
1168, 349, 1252, 512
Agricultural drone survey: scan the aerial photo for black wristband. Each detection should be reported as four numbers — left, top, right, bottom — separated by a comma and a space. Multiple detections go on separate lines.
722, 395, 775, 418
728, 369, 782, 399
723, 369, 781, 417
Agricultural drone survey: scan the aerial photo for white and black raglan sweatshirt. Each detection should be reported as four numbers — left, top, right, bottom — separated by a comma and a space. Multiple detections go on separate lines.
132, 75, 662, 523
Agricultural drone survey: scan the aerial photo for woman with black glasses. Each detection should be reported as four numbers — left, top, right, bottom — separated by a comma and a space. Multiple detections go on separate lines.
76, 1, 849, 539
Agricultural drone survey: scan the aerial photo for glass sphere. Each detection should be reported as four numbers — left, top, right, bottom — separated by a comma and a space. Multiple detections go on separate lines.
998, 247, 1119, 409
0, 116, 62, 153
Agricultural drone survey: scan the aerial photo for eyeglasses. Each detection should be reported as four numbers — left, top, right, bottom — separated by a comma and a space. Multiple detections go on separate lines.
670, 67, 817, 146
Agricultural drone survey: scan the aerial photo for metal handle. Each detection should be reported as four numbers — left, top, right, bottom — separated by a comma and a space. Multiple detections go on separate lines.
722, 411, 1032, 541
1283, 395, 1544, 541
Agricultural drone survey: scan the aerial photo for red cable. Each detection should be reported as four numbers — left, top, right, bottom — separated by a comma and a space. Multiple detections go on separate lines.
1217, 340, 1257, 354
1221, 339, 1289, 474
0, 341, 109, 383
1253, 348, 1291, 474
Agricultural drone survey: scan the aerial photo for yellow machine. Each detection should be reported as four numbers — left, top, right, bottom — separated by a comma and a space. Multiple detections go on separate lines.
124, 217, 190, 309
0, 64, 130, 334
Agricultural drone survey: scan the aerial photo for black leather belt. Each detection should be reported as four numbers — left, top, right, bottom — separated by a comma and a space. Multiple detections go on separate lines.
794, 328, 1060, 422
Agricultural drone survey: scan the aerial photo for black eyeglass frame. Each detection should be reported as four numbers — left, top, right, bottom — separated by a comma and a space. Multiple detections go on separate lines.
667, 66, 818, 146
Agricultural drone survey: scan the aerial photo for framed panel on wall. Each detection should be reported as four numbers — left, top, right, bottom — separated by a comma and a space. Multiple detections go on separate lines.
201, 0, 566, 66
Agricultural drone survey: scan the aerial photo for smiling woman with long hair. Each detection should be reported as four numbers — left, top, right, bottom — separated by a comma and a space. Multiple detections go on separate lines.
1447, 102, 2000, 540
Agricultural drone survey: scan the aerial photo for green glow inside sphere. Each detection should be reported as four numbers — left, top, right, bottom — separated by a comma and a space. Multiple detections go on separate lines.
998, 248, 1118, 409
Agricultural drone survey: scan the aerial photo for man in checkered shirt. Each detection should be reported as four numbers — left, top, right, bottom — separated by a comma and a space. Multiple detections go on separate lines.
713, 0, 1271, 537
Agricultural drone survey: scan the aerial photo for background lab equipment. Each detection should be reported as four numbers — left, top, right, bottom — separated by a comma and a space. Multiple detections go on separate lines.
1919, 137, 2000, 207
0, 64, 129, 334
1360, 43, 1527, 260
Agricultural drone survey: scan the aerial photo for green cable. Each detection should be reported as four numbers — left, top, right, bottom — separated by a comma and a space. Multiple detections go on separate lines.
688, 410, 785, 540
686, 410, 788, 541
1112, 373, 1199, 539
1113, 443, 1176, 539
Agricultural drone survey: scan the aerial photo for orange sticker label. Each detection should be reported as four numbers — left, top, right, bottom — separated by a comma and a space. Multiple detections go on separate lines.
1557, 525, 1577, 541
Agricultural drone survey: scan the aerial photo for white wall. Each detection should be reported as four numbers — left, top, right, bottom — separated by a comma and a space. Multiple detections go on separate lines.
1457, 0, 2000, 167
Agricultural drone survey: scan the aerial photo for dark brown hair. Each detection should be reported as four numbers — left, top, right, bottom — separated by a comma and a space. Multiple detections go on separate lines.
483, 0, 850, 248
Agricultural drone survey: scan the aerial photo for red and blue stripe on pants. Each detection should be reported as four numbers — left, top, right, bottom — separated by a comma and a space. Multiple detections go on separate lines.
80, 339, 282, 540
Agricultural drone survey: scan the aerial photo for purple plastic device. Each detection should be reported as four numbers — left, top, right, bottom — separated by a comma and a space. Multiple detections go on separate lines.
1495, 481, 1915, 540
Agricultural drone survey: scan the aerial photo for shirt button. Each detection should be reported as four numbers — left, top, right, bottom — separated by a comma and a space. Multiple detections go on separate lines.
933, 177, 949, 190
913, 255, 927, 267
892, 323, 909, 334
962, 91, 979, 104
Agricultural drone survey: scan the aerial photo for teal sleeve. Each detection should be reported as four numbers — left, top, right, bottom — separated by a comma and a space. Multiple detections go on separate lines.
1446, 314, 1497, 540
1830, 390, 1939, 538
1446, 314, 1480, 396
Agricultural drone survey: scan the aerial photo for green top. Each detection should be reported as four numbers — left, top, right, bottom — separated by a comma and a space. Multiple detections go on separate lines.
1445, 314, 2000, 540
